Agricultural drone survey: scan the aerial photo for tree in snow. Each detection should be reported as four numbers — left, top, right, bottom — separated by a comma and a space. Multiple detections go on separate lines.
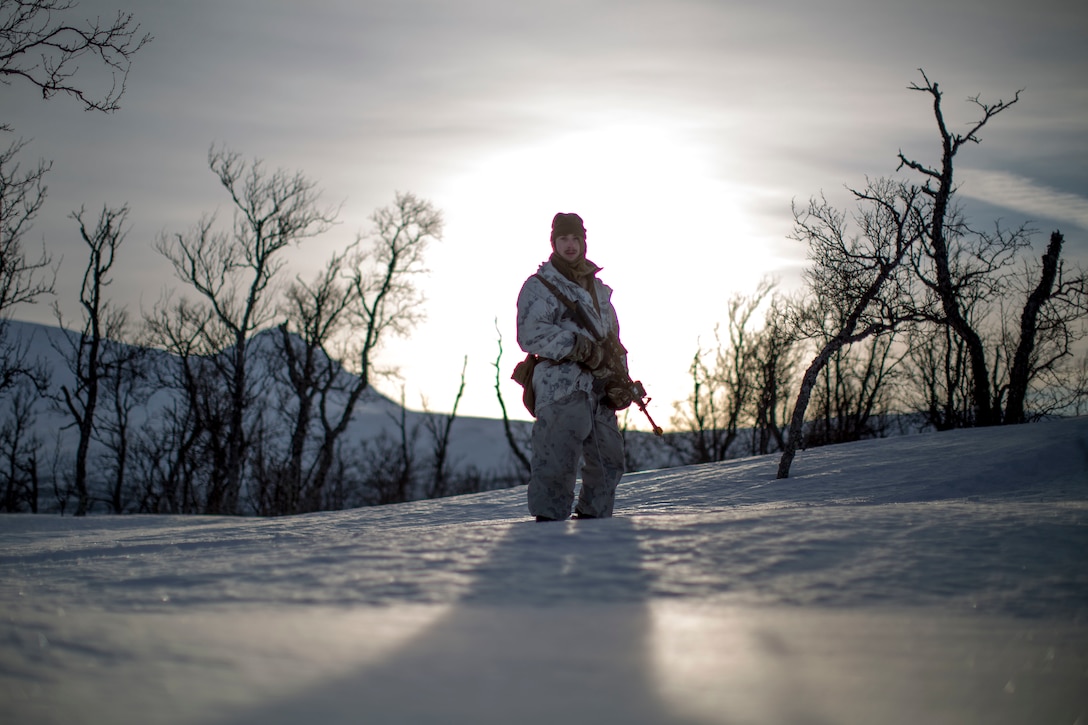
747, 293, 801, 456
0, 0, 149, 513
491, 321, 531, 481
0, 0, 150, 391
420, 355, 468, 500
899, 72, 1088, 426
52, 205, 128, 515
260, 191, 442, 514
999, 231, 1088, 422
260, 244, 358, 515
149, 147, 338, 514
670, 279, 780, 464
777, 178, 926, 478
804, 324, 906, 447
0, 136, 52, 396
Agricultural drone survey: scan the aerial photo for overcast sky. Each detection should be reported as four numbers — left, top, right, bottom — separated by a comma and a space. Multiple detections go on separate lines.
4, 0, 1087, 423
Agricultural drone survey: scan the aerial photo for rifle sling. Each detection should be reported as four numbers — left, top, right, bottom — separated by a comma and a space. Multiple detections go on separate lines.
533, 274, 630, 379
533, 274, 600, 342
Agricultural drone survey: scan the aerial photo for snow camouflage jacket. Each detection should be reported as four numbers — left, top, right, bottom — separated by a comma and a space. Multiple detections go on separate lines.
516, 259, 623, 412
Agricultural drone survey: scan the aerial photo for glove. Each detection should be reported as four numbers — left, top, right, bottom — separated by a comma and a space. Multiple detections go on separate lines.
568, 335, 605, 370
604, 380, 635, 411
593, 332, 628, 380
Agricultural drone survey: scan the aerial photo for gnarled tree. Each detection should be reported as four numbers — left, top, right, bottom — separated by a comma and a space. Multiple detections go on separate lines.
898, 70, 1022, 426
777, 178, 925, 478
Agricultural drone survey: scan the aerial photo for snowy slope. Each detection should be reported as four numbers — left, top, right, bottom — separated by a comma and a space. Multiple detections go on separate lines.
1, 417, 1086, 724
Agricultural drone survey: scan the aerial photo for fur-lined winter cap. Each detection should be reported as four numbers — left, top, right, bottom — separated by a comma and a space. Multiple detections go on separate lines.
550, 212, 586, 242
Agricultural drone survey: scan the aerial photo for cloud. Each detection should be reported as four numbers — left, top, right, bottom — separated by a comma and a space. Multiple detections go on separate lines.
958, 169, 1088, 233
6, 0, 1087, 420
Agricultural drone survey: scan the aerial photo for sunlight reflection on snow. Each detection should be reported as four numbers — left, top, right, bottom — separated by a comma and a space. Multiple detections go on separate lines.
648, 601, 1088, 725
649, 601, 757, 723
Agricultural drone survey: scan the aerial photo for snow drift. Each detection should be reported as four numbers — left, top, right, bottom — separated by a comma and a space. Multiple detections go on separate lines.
1, 416, 1086, 724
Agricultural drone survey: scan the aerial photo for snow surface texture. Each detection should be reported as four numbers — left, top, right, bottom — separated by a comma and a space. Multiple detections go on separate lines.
2, 418, 1087, 725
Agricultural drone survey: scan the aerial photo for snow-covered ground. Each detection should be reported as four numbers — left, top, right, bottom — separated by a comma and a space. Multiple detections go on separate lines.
2, 418, 1086, 725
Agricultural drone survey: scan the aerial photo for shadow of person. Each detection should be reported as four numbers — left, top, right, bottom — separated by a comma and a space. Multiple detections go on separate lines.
211, 514, 715, 725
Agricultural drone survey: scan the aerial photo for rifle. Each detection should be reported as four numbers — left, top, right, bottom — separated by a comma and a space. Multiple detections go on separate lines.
533, 274, 664, 436
597, 331, 664, 436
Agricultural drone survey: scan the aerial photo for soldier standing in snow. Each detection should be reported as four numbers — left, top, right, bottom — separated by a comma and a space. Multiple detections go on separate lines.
515, 212, 632, 521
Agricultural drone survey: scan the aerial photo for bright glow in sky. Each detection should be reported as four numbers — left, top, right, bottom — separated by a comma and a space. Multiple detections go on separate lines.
407, 119, 786, 424
4, 0, 1086, 427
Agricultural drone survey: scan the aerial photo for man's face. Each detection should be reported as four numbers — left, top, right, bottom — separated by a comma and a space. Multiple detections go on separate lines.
554, 233, 583, 262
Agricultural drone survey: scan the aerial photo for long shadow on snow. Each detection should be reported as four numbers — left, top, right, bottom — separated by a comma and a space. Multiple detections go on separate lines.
210, 514, 719, 725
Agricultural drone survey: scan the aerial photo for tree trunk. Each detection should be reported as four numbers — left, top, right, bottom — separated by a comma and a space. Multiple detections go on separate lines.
778, 345, 837, 479
1004, 231, 1064, 424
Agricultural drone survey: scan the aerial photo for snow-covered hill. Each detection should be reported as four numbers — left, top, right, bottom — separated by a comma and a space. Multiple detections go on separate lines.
2, 416, 1086, 724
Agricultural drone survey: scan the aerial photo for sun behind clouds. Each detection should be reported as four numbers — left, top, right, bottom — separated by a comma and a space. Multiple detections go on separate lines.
416, 118, 785, 423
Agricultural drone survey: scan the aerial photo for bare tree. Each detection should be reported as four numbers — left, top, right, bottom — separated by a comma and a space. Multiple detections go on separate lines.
0, 137, 51, 510
344, 191, 441, 385
268, 243, 357, 514
1000, 231, 1088, 423
0, 2, 148, 515
777, 178, 925, 478
806, 331, 903, 447
358, 387, 418, 506
0, 157, 48, 515
322, 192, 441, 500
311, 192, 439, 506
492, 320, 531, 478
94, 313, 147, 514
895, 74, 1088, 426
1, 0, 147, 369
258, 192, 441, 514
0, 135, 53, 393
671, 280, 774, 464
0, 0, 151, 120
669, 346, 728, 464
421, 356, 467, 499
52, 204, 126, 515
1050, 353, 1088, 418
749, 294, 800, 455
904, 304, 974, 431
901, 229, 1087, 429
0, 137, 50, 313
0, 381, 40, 511
897, 70, 1023, 426
139, 297, 220, 514
151, 147, 337, 514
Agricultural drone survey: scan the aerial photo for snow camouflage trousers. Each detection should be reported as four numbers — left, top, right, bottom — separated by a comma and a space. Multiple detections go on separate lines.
528, 390, 625, 520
